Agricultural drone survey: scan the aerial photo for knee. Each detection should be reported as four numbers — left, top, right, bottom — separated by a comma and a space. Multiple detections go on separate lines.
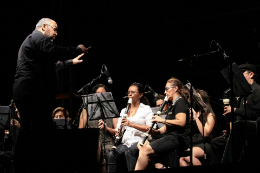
179, 157, 185, 162
179, 156, 189, 166
139, 145, 151, 156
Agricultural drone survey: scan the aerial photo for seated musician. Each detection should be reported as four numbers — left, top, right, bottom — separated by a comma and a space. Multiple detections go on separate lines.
135, 77, 190, 171
179, 89, 216, 166
107, 82, 153, 172
52, 107, 71, 121
78, 84, 116, 173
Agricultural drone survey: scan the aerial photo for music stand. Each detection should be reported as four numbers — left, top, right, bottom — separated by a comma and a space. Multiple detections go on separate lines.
85, 92, 119, 120
84, 92, 119, 169
52, 118, 72, 129
221, 62, 252, 163
221, 62, 252, 97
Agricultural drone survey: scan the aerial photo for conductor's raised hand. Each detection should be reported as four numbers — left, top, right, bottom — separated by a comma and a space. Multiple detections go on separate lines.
72, 53, 84, 64
78, 44, 91, 54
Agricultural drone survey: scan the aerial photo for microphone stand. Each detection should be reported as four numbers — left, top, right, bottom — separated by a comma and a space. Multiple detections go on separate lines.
220, 48, 237, 164
77, 72, 106, 94
179, 50, 218, 166
77, 65, 108, 128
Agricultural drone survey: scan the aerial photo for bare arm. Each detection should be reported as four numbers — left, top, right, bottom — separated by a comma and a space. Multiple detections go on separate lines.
194, 113, 215, 137
156, 125, 167, 135
78, 108, 87, 129
153, 112, 187, 128
122, 118, 150, 132
99, 118, 118, 136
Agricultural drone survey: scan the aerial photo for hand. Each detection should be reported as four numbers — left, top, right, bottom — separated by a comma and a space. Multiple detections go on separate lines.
150, 128, 159, 136
222, 130, 227, 137
152, 115, 164, 123
11, 119, 21, 129
189, 108, 200, 120
114, 128, 119, 137
121, 118, 133, 127
137, 141, 143, 149
223, 105, 235, 116
78, 45, 91, 54
137, 140, 150, 149
98, 119, 105, 129
72, 53, 84, 64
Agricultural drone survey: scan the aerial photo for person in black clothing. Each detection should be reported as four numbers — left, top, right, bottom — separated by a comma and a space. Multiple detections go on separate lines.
135, 77, 190, 171
13, 18, 90, 131
12, 18, 90, 172
179, 89, 216, 166
214, 63, 260, 164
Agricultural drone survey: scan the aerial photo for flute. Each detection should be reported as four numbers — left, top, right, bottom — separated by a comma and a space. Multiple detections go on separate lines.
111, 98, 132, 150
141, 96, 168, 146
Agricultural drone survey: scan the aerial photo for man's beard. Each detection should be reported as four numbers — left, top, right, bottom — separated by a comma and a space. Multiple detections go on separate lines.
45, 29, 54, 42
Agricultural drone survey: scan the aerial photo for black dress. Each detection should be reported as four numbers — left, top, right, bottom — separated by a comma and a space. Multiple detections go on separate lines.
192, 117, 213, 157
150, 98, 190, 154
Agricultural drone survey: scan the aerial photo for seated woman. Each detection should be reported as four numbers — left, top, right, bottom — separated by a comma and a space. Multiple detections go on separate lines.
179, 89, 216, 166
52, 107, 70, 120
78, 84, 117, 172
107, 82, 153, 172
135, 77, 190, 171
52, 107, 72, 129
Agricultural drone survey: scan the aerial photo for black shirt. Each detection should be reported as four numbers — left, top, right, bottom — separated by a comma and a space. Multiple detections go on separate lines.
235, 81, 260, 121
13, 30, 82, 100
165, 98, 190, 136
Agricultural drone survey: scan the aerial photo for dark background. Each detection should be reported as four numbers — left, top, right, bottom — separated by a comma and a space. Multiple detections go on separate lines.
1, 1, 260, 136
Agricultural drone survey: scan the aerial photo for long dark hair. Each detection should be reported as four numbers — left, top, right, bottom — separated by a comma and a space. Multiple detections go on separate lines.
195, 89, 216, 125
130, 82, 150, 106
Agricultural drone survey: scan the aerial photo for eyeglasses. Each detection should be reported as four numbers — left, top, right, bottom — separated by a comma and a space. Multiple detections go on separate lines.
45, 24, 58, 32
165, 86, 174, 91
127, 91, 139, 95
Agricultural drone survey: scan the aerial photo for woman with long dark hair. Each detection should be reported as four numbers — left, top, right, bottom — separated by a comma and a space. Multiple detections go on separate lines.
179, 89, 216, 166
78, 84, 116, 173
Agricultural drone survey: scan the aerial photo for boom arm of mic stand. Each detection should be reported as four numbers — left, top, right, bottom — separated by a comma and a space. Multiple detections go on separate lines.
77, 73, 106, 93
178, 50, 219, 62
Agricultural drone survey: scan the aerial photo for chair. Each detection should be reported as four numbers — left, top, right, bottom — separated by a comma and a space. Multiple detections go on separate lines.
166, 150, 190, 168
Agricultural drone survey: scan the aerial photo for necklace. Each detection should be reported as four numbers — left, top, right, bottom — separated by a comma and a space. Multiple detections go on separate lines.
172, 96, 182, 105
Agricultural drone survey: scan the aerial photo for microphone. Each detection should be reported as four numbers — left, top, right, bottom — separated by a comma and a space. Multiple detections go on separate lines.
223, 88, 231, 106
146, 85, 158, 97
103, 64, 113, 84
215, 41, 229, 59
122, 96, 128, 99
223, 99, 230, 106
